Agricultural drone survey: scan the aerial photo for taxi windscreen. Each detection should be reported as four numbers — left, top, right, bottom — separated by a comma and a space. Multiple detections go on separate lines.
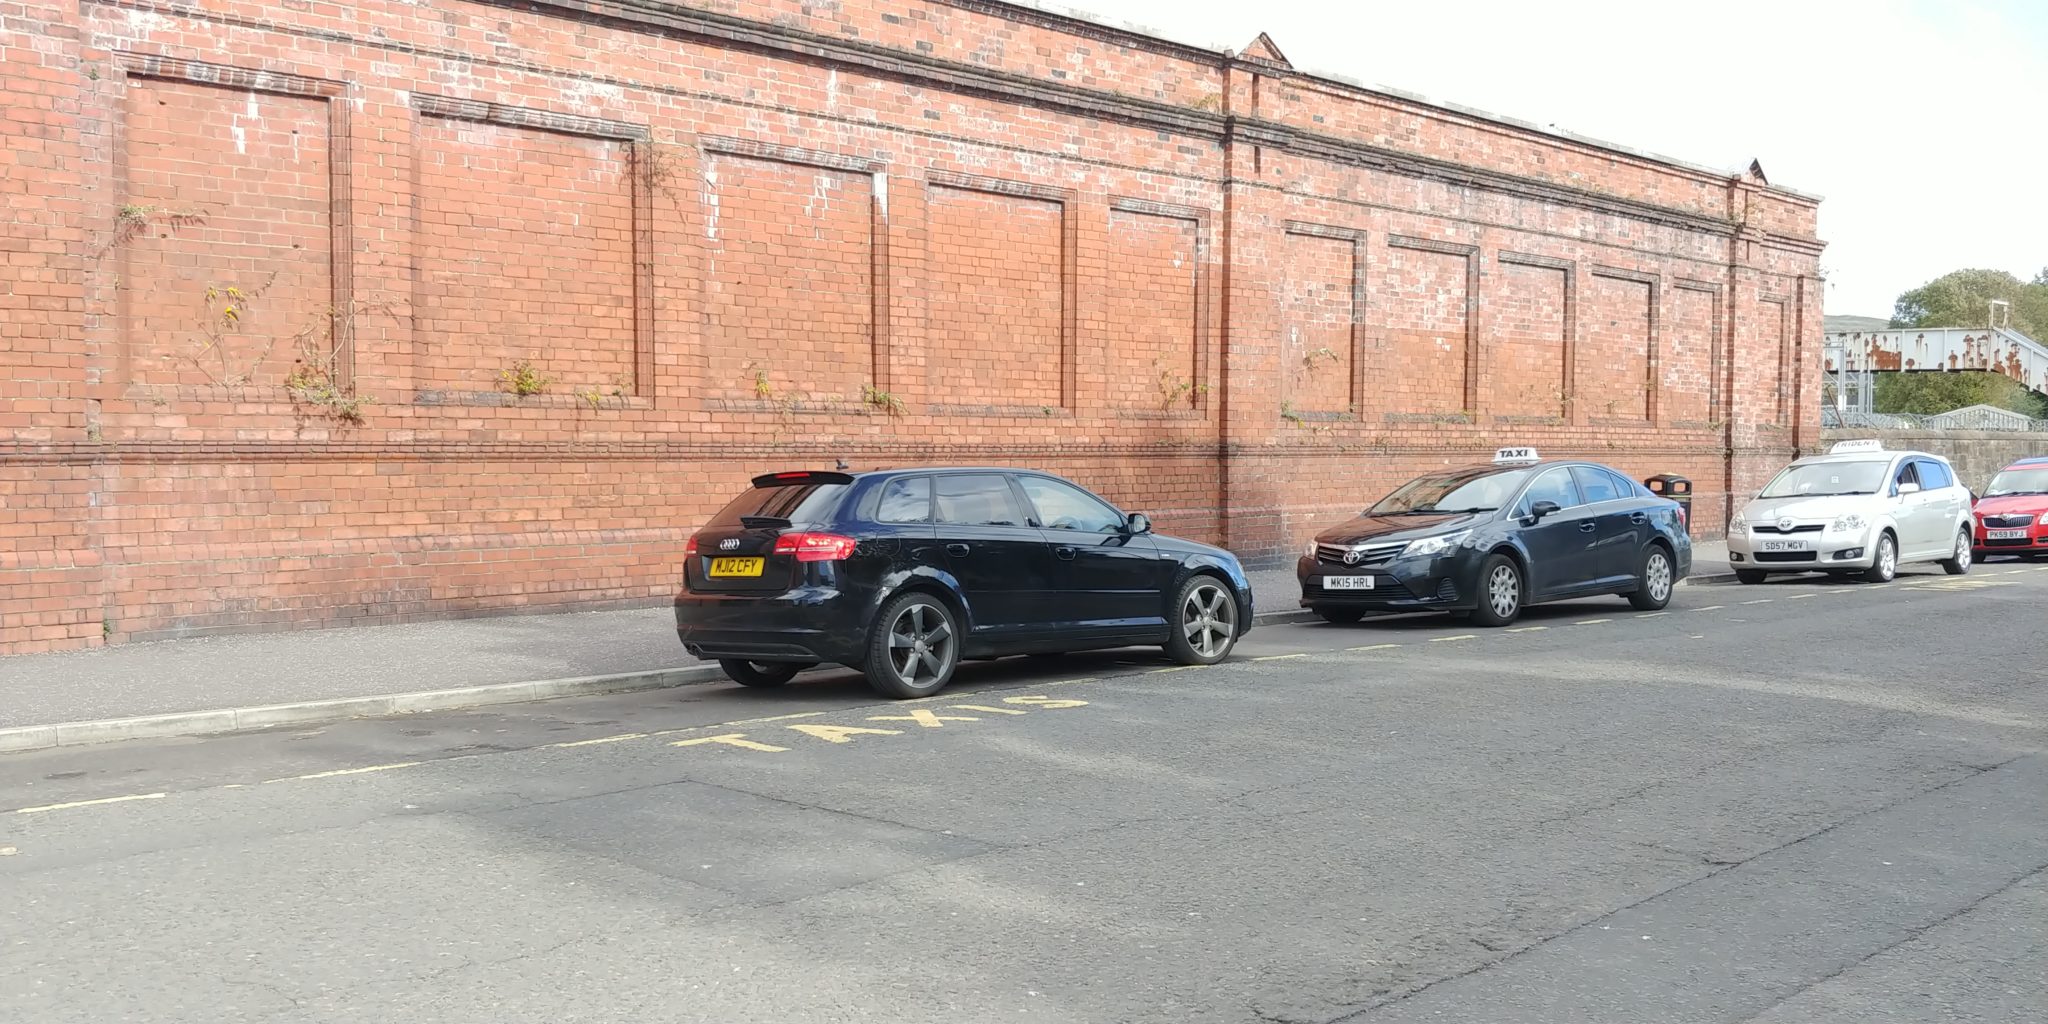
1758, 461, 1887, 499
1368, 467, 1535, 515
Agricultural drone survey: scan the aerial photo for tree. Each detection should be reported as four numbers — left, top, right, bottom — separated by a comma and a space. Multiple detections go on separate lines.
1874, 371, 2048, 418
1891, 268, 2048, 339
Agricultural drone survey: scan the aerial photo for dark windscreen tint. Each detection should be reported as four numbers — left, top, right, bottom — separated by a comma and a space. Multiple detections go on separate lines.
1368, 467, 1535, 515
705, 483, 849, 527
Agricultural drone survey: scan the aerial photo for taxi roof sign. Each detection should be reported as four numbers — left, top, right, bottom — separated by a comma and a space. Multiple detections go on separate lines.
1828, 439, 1884, 455
1493, 446, 1541, 465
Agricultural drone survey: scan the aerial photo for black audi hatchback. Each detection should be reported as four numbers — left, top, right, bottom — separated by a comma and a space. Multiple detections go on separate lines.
676, 468, 1255, 698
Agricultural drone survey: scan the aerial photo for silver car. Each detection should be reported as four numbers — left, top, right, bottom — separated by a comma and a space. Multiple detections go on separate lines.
1726, 440, 1974, 584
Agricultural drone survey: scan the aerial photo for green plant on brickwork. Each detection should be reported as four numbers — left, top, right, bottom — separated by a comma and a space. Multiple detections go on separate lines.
100, 204, 207, 258
284, 361, 370, 425
1041, 406, 1055, 417
102, 619, 112, 639
1280, 399, 1304, 426
1157, 364, 1207, 410
1184, 93, 1223, 113
749, 364, 775, 400
860, 384, 905, 416
499, 359, 551, 397
642, 142, 685, 201
579, 387, 607, 411
179, 272, 282, 388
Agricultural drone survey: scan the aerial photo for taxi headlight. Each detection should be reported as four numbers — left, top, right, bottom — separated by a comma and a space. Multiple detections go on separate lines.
1727, 513, 1748, 534
1401, 530, 1471, 559
1829, 514, 1866, 533
1304, 539, 1319, 559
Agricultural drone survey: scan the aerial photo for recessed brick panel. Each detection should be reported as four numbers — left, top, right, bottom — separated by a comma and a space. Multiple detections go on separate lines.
1584, 275, 1653, 422
925, 184, 1063, 407
1665, 286, 1717, 424
1379, 246, 1470, 415
412, 118, 636, 395
1101, 209, 1198, 411
704, 155, 875, 404
1281, 232, 1357, 415
1490, 262, 1569, 419
120, 78, 331, 388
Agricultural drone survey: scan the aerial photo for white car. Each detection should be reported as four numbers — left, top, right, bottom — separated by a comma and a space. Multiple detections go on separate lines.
1726, 440, 1974, 584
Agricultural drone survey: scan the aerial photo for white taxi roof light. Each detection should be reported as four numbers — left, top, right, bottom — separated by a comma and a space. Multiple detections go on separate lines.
1829, 439, 1884, 455
1493, 447, 1541, 465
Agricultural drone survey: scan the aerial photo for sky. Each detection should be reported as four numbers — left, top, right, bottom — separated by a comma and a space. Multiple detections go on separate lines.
1049, 0, 2048, 320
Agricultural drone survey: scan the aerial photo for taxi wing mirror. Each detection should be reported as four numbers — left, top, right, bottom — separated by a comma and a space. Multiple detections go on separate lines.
1897, 482, 1921, 496
1124, 512, 1152, 535
1528, 500, 1562, 521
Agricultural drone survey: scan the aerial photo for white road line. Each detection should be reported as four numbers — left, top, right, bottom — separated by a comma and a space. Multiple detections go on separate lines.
1574, 618, 1613, 625
1506, 626, 1549, 633
263, 762, 421, 785
1253, 653, 1310, 662
1786, 594, 1817, 600
1742, 599, 1773, 605
548, 733, 647, 749
1693, 605, 1725, 611
1348, 643, 1403, 651
1635, 612, 1671, 618
15, 793, 166, 815
1430, 634, 1478, 643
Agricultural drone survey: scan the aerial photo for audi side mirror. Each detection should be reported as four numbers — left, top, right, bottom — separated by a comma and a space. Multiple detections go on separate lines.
1125, 512, 1152, 535
1528, 500, 1562, 520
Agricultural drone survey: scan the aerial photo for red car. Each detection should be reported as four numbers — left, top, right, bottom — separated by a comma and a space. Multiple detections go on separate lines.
1973, 455, 2048, 560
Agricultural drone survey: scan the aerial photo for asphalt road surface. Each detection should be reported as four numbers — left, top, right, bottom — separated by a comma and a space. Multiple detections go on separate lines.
5, 562, 2046, 1024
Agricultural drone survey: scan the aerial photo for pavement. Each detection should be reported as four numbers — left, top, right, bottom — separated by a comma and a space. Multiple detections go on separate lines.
0, 543, 1732, 750
3, 559, 2042, 1024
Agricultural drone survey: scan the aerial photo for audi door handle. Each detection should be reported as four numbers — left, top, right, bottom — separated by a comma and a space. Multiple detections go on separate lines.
945, 543, 971, 557
1053, 546, 1077, 560
1579, 522, 1598, 533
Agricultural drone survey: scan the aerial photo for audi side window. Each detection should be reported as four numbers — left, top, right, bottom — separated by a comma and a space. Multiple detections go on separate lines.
935, 474, 1027, 528
875, 477, 933, 524
1604, 469, 1646, 498
1571, 466, 1624, 504
1019, 477, 1124, 533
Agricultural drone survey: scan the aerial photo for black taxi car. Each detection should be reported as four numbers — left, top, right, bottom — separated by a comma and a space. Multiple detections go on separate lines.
676, 468, 1256, 699
1298, 448, 1692, 627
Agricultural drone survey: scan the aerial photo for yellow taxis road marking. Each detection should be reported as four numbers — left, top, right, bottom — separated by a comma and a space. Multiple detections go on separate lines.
867, 709, 978, 728
264, 762, 420, 784
549, 732, 647, 748
672, 733, 790, 752
1430, 634, 1478, 643
726, 711, 829, 725
1349, 643, 1404, 650
1253, 653, 1310, 662
15, 792, 166, 815
1574, 618, 1612, 625
673, 695, 1088, 754
1507, 626, 1548, 632
1693, 605, 1725, 612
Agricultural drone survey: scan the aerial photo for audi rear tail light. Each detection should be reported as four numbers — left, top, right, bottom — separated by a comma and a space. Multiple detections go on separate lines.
684, 535, 699, 556
774, 532, 857, 562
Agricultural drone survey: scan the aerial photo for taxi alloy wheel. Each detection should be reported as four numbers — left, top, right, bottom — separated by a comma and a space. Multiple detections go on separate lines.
1471, 554, 1523, 627
864, 593, 960, 699
1628, 546, 1674, 610
1863, 533, 1898, 584
1167, 577, 1238, 665
1941, 527, 1972, 575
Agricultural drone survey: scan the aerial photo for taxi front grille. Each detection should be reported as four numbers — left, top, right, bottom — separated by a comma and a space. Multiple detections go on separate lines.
1750, 524, 1825, 535
1316, 544, 1399, 567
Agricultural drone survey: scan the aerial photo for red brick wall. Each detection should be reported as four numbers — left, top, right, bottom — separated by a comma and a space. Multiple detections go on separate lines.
0, 0, 1824, 654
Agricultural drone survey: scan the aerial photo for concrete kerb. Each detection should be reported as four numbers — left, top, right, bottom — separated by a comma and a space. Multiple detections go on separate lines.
0, 608, 1318, 754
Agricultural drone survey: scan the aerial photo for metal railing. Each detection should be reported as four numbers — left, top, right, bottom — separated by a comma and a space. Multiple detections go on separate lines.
1822, 408, 2048, 432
